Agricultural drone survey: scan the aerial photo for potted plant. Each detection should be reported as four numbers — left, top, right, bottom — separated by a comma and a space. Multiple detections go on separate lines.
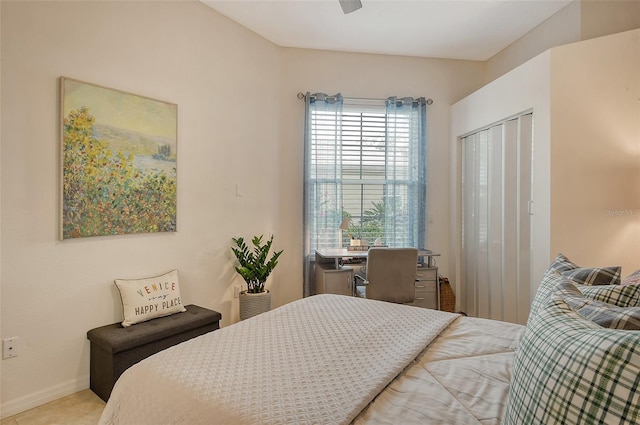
231, 234, 283, 320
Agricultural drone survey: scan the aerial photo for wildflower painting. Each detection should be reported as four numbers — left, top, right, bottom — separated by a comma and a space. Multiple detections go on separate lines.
60, 77, 177, 239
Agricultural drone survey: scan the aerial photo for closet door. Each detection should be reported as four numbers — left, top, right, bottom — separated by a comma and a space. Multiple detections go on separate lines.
461, 113, 533, 324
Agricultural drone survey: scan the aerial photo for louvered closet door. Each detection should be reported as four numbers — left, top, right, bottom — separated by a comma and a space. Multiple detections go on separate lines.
461, 113, 533, 324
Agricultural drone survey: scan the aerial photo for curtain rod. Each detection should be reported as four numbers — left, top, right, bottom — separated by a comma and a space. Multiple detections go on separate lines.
296, 92, 433, 105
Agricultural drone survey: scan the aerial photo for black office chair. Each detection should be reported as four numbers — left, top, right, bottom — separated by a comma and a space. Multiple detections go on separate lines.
354, 248, 418, 303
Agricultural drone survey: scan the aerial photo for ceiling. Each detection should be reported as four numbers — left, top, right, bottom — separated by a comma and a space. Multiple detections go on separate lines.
202, 0, 572, 61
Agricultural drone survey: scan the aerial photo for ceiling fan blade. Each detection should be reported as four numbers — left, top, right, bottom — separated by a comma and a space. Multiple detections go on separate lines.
339, 0, 362, 14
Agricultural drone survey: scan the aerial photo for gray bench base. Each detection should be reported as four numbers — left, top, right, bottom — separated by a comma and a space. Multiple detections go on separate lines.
87, 304, 221, 401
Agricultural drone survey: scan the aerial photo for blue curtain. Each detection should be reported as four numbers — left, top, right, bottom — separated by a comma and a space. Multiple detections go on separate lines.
384, 97, 428, 249
303, 93, 344, 297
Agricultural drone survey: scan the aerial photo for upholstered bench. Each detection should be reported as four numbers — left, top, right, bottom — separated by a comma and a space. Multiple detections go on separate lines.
87, 304, 221, 401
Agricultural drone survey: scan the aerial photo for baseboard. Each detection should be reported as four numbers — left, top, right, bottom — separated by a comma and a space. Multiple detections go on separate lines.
0, 375, 89, 419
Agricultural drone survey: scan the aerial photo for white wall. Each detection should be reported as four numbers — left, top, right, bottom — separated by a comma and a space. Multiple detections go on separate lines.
451, 29, 640, 317
0, 1, 487, 417
450, 51, 553, 315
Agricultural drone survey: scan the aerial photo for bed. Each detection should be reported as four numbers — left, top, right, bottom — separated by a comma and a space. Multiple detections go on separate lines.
99, 258, 640, 425
99, 294, 523, 425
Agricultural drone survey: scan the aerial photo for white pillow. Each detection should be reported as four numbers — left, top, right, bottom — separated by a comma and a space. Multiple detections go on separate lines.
115, 269, 186, 327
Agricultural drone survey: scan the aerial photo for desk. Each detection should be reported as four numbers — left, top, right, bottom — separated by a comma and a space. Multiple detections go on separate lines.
315, 248, 439, 269
314, 248, 441, 310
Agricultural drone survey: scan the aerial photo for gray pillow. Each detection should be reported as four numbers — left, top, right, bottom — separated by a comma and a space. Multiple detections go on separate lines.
555, 279, 640, 330
550, 253, 621, 285
528, 255, 624, 325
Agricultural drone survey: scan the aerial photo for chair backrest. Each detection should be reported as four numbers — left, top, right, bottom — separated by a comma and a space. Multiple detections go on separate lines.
365, 248, 418, 303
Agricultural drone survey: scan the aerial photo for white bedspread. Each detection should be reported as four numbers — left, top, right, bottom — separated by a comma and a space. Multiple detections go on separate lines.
353, 316, 525, 424
99, 294, 458, 425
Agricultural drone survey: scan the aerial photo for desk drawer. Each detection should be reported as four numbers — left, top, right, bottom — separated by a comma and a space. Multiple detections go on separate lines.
408, 297, 437, 310
414, 280, 436, 293
408, 280, 437, 309
408, 289, 437, 309
416, 267, 437, 281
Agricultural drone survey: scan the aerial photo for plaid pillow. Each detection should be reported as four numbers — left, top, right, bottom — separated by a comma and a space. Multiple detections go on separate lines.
622, 269, 640, 286
579, 283, 640, 308
528, 255, 623, 325
528, 268, 566, 326
503, 293, 640, 425
561, 267, 621, 286
547, 253, 581, 272
549, 253, 621, 285
556, 280, 640, 330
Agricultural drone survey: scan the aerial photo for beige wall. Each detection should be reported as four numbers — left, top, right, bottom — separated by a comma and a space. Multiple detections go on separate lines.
487, 0, 581, 82
451, 29, 640, 315
278, 48, 486, 283
581, 0, 640, 40
487, 0, 640, 83
550, 29, 640, 268
0, 0, 285, 416
0, 1, 487, 416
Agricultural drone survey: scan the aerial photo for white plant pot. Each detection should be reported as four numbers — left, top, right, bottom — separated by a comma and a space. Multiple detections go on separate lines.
239, 290, 271, 320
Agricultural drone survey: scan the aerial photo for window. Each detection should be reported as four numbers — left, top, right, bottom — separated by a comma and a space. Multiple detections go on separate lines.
303, 93, 428, 294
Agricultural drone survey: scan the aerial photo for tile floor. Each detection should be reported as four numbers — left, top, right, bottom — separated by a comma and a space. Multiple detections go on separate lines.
1, 390, 105, 425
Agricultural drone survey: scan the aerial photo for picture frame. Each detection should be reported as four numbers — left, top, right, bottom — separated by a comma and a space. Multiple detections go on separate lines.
60, 77, 178, 240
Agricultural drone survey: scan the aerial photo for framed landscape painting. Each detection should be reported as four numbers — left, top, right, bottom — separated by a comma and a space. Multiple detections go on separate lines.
60, 77, 177, 239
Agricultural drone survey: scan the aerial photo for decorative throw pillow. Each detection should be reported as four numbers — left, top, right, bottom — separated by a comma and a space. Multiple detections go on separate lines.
578, 282, 640, 308
622, 269, 640, 286
528, 255, 623, 325
549, 253, 621, 285
115, 269, 186, 327
527, 268, 566, 326
555, 279, 640, 330
546, 252, 580, 272
560, 266, 621, 286
503, 292, 640, 425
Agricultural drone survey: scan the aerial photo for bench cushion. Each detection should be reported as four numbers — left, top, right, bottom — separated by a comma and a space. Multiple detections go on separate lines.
88, 304, 221, 353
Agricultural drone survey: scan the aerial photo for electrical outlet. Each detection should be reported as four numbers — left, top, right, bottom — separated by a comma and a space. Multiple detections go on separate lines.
3, 337, 19, 359
234, 286, 240, 298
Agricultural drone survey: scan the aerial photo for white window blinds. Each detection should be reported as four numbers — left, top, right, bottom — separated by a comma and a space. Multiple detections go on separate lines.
303, 94, 428, 296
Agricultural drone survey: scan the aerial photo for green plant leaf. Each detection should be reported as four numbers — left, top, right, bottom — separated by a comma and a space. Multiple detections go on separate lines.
231, 234, 283, 293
